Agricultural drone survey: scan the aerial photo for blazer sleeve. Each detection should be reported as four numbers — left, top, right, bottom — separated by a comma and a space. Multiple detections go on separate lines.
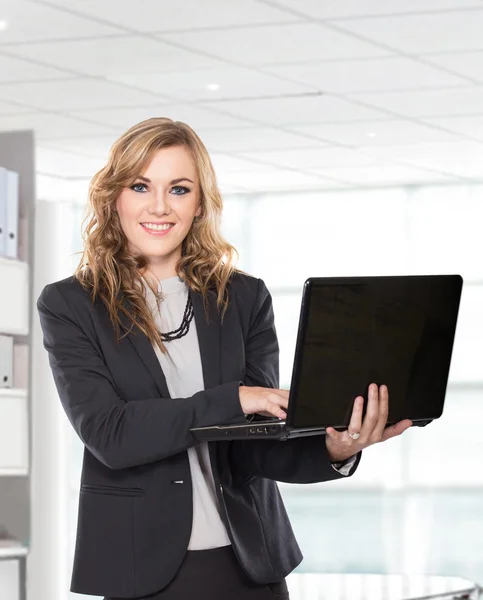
230, 278, 362, 484
37, 282, 248, 471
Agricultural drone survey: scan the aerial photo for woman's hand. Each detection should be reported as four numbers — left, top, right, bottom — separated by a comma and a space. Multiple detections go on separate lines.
325, 383, 413, 463
239, 385, 289, 419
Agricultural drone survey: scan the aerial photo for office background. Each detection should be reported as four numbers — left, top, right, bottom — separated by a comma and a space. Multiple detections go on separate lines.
1, 1, 483, 598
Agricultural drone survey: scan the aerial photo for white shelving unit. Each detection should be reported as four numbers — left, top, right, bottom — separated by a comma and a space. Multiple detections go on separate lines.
0, 130, 35, 600
0, 388, 29, 476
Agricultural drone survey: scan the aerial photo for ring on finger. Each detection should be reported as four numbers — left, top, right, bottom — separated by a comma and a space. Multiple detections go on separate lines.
348, 430, 360, 440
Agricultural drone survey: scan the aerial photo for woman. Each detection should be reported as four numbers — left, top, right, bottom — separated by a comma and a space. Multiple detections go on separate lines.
37, 117, 412, 599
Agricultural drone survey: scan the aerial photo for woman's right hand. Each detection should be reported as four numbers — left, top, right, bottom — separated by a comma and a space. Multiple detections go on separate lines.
239, 385, 289, 419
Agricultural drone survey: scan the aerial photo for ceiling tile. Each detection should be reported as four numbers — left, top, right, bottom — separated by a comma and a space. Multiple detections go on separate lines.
210, 153, 282, 173
425, 51, 483, 82
269, 0, 483, 19
363, 140, 483, 178
335, 11, 483, 53
216, 168, 338, 191
7, 36, 225, 77
0, 79, 167, 111
38, 126, 320, 160
290, 119, 462, 146
421, 115, 483, 141
202, 94, 389, 125
0, 113, 119, 139
108, 66, 316, 101
36, 147, 106, 178
67, 104, 252, 130
0, 0, 123, 44
347, 87, 483, 118
237, 146, 378, 169
38, 137, 116, 159
197, 127, 327, 153
265, 57, 468, 94
38, 0, 301, 32
0, 100, 36, 116
0, 54, 72, 82
309, 164, 457, 185
158, 22, 391, 65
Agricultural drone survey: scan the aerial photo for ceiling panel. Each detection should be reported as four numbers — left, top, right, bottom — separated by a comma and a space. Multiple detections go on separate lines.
38, 137, 117, 159
289, 119, 462, 146
202, 94, 390, 126
209, 153, 283, 173
36, 147, 105, 178
0, 113, 119, 139
425, 51, 483, 83
158, 22, 391, 65
67, 104, 252, 131
363, 140, 483, 178
335, 11, 483, 53
108, 66, 316, 101
0, 54, 72, 82
265, 57, 469, 94
420, 115, 483, 141
36, 0, 301, 32
0, 1, 123, 44
346, 87, 483, 118
6, 36, 225, 77
0, 79, 168, 111
216, 168, 339, 191
198, 127, 327, 153
309, 164, 458, 185
238, 146, 378, 169
269, 0, 483, 19
0, 99, 33, 115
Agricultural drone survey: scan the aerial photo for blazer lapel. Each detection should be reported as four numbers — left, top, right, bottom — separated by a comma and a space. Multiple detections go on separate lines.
190, 288, 221, 391
118, 286, 222, 398
118, 301, 171, 399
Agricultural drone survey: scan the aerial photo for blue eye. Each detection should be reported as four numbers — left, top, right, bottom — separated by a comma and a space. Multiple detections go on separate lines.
131, 183, 147, 193
171, 186, 189, 195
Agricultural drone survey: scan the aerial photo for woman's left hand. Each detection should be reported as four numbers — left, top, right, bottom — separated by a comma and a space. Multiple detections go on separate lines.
325, 383, 413, 463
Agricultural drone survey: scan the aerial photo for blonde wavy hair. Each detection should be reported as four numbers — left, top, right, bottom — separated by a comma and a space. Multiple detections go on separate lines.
74, 117, 243, 354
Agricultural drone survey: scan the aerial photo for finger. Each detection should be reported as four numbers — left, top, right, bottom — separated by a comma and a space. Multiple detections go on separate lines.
360, 383, 379, 439
326, 427, 343, 443
348, 396, 364, 436
269, 390, 289, 409
381, 419, 413, 442
371, 384, 389, 441
265, 397, 287, 419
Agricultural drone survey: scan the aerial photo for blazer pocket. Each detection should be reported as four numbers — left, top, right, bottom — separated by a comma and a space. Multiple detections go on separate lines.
80, 483, 145, 497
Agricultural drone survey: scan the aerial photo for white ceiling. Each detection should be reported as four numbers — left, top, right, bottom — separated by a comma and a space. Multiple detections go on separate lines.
1, 0, 483, 195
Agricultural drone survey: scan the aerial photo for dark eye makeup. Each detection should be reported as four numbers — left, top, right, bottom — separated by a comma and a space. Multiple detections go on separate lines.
130, 182, 190, 195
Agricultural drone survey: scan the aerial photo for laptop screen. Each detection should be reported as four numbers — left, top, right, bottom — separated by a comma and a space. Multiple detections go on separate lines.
288, 275, 462, 429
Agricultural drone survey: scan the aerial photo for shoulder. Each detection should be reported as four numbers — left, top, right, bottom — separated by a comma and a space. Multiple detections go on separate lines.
229, 270, 264, 297
228, 270, 272, 317
36, 275, 94, 314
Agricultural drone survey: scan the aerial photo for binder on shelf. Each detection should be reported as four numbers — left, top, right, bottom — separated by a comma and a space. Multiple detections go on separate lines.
6, 170, 19, 259
0, 167, 7, 257
0, 335, 13, 389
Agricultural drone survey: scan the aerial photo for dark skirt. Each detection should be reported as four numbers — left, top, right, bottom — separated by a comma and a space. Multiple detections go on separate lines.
104, 545, 290, 600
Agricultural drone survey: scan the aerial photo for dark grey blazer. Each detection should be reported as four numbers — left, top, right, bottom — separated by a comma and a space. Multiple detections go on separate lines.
36, 271, 361, 598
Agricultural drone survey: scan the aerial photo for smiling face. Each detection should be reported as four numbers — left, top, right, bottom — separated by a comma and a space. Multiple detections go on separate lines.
115, 145, 201, 281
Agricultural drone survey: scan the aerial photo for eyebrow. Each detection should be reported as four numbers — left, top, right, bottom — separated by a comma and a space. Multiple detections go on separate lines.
136, 176, 194, 185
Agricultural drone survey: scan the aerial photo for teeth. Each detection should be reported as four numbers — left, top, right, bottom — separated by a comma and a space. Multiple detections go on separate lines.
142, 223, 173, 231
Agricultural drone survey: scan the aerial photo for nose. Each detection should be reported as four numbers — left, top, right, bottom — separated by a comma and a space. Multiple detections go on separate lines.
147, 187, 171, 216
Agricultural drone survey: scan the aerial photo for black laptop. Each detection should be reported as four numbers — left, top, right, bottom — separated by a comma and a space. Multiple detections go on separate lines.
190, 274, 463, 442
